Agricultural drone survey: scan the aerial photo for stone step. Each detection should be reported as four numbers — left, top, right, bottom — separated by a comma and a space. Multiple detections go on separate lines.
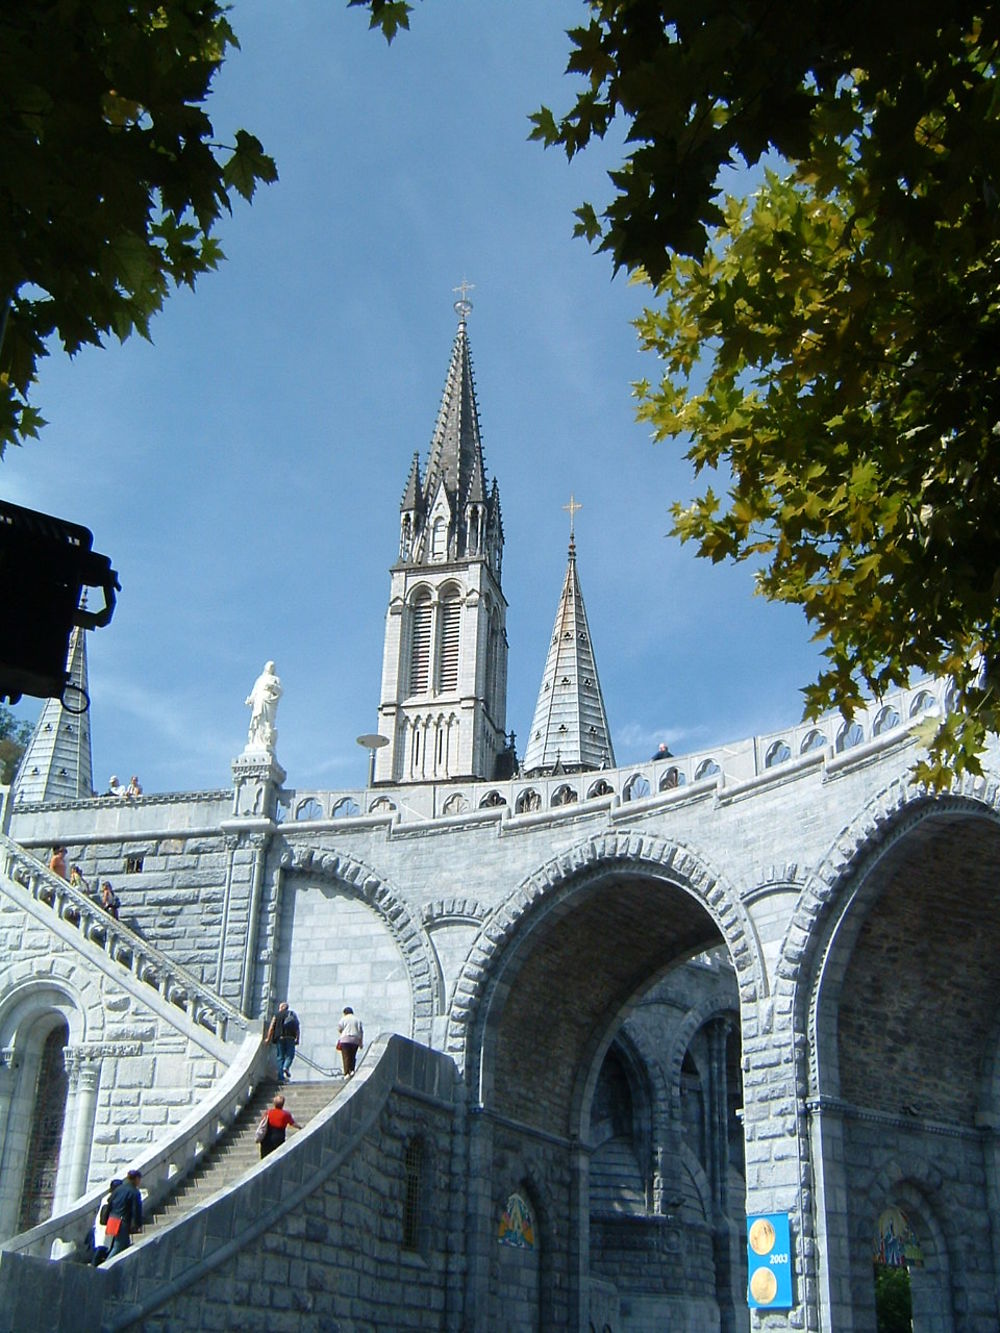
140, 1078, 343, 1238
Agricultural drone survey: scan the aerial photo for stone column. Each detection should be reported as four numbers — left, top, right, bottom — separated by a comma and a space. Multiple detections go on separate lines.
214, 832, 241, 992
741, 996, 811, 1330
706, 1017, 731, 1218
55, 1047, 101, 1210
567, 1132, 591, 1332
227, 750, 284, 1018
0, 1048, 24, 1240
240, 832, 270, 1017
462, 1107, 495, 1332
0, 1048, 17, 1150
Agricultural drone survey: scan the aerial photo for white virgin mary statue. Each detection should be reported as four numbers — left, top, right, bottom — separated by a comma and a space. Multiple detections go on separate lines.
245, 661, 282, 753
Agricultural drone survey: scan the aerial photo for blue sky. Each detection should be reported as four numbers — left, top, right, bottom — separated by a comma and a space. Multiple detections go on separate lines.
3, 1, 825, 794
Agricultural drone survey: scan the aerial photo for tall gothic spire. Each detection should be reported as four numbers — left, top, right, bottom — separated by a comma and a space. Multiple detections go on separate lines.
397, 292, 501, 570
522, 511, 615, 777
376, 292, 509, 784
12, 625, 95, 802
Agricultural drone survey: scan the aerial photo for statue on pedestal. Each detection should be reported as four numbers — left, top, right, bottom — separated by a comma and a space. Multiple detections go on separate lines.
245, 661, 282, 753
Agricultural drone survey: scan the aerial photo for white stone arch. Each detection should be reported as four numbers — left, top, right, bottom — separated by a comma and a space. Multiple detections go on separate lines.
446, 831, 766, 1102
0, 965, 104, 1055
782, 779, 1000, 1100
0, 972, 101, 1240
277, 844, 442, 1041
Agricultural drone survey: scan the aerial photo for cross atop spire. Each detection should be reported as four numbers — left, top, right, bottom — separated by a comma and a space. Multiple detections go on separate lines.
453, 279, 475, 323
563, 493, 582, 543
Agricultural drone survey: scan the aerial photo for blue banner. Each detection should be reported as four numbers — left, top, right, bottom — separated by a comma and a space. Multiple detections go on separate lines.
747, 1212, 793, 1309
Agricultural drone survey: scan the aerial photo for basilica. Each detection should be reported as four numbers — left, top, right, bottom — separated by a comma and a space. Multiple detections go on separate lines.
1, 304, 999, 1332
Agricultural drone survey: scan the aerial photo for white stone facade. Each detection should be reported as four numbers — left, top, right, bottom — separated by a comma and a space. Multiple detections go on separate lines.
3, 673, 999, 1330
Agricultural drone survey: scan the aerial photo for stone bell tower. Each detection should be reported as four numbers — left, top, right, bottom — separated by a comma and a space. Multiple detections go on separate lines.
374, 292, 508, 784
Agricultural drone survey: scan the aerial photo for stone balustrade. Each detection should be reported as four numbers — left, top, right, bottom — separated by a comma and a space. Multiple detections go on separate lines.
0, 833, 248, 1047
283, 676, 949, 829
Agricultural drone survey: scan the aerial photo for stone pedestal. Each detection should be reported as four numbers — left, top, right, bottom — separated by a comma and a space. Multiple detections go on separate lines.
231, 751, 286, 821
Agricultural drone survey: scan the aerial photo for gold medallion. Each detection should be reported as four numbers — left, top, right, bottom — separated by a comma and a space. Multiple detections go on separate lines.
749, 1218, 776, 1255
750, 1266, 778, 1304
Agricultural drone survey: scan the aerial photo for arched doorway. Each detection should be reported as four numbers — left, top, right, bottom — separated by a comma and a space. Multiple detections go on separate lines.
807, 802, 1000, 1331
589, 960, 748, 1333
453, 847, 760, 1331
0, 982, 85, 1241
16, 1018, 69, 1231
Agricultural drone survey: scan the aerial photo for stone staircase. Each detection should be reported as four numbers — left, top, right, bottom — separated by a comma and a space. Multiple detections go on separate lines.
140, 1078, 343, 1239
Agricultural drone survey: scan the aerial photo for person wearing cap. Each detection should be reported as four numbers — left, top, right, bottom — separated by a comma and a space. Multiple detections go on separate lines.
102, 1169, 143, 1261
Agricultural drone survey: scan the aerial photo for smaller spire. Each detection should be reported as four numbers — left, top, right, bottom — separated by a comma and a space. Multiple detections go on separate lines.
401, 452, 423, 512
522, 508, 615, 777
12, 625, 95, 802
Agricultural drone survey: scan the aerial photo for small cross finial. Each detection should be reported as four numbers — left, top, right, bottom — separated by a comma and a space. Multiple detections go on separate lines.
453, 279, 475, 322
563, 494, 582, 541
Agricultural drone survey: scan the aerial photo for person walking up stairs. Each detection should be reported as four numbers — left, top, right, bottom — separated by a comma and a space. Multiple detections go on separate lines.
140, 1080, 340, 1240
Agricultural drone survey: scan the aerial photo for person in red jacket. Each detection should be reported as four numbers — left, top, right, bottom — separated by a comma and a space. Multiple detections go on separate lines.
258, 1093, 299, 1159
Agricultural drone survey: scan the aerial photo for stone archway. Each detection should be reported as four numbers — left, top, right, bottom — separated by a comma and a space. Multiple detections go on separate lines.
786, 782, 1000, 1332
0, 977, 94, 1242
447, 832, 762, 1332
448, 831, 764, 1100
276, 845, 442, 1049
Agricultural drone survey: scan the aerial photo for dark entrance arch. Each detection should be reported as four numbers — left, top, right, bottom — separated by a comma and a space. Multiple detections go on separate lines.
450, 841, 761, 1332
804, 800, 1000, 1332
16, 1018, 69, 1232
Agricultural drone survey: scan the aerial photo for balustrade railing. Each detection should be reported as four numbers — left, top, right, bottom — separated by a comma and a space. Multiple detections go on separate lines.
0, 833, 248, 1045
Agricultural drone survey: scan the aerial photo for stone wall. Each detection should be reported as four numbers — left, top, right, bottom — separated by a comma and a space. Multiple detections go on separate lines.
0, 1038, 464, 1333
0, 900, 225, 1237
10, 797, 265, 1011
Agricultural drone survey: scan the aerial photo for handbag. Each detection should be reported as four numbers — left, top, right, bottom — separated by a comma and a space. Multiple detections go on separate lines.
254, 1112, 269, 1144
104, 1214, 122, 1238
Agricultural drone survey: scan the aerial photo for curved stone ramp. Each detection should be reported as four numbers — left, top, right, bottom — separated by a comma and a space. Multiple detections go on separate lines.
0, 1036, 462, 1331
101, 1035, 458, 1332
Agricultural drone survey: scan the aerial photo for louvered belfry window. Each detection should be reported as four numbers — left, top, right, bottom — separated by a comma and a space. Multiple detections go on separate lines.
409, 593, 432, 694
437, 591, 461, 691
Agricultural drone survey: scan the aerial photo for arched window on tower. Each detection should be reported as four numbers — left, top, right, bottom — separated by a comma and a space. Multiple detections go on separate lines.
409, 591, 432, 694
431, 516, 447, 561
437, 588, 461, 692
487, 607, 501, 713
